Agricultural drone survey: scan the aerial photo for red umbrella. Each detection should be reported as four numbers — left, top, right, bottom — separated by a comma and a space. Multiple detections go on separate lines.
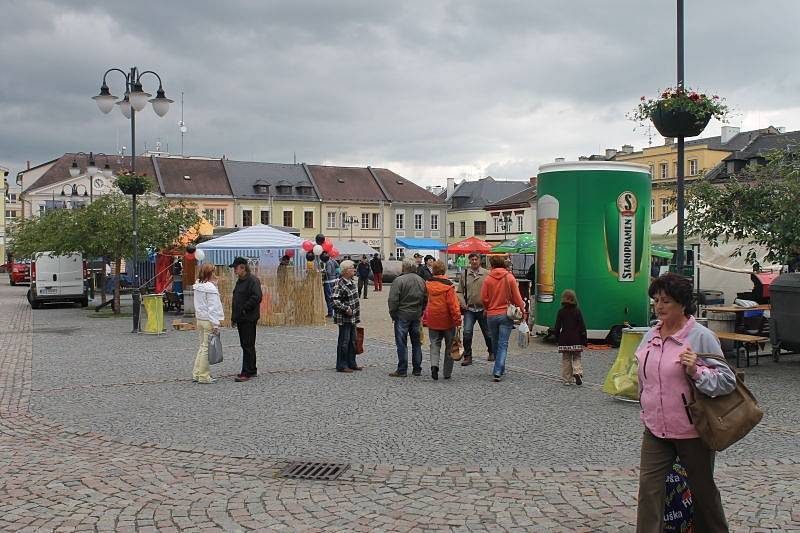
446, 236, 493, 254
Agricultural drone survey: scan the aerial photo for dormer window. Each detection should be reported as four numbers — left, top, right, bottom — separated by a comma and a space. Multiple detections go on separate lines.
276, 180, 292, 195
296, 185, 313, 196
253, 180, 269, 194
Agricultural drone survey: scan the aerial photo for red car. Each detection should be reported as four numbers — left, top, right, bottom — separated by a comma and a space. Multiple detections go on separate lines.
9, 260, 31, 286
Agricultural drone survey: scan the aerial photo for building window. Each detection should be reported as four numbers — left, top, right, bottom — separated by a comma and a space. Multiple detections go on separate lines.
283, 210, 293, 228
304, 211, 314, 229
203, 208, 213, 223
215, 209, 226, 227
340, 212, 348, 228
661, 198, 671, 219
361, 213, 370, 229
414, 213, 423, 230
10, 210, 16, 218
516, 214, 524, 232
10, 194, 16, 201
648, 164, 654, 177
327, 212, 337, 229
689, 159, 699, 176
493, 217, 500, 233
449, 222, 455, 237
430, 213, 439, 231
261, 210, 270, 225
459, 221, 466, 236
39, 204, 46, 215
395, 212, 404, 229
474, 221, 486, 236
650, 199, 656, 222
4, 210, 9, 218
395, 247, 404, 259
659, 163, 668, 179
371, 213, 380, 229
242, 210, 253, 227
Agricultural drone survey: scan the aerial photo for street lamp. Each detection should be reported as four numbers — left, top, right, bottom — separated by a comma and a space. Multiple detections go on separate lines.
498, 214, 514, 241
60, 183, 89, 208
93, 66, 173, 333
343, 215, 359, 241
68, 152, 114, 203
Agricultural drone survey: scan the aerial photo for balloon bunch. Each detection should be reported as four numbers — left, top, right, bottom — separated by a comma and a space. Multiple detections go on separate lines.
183, 243, 205, 262
301, 234, 338, 262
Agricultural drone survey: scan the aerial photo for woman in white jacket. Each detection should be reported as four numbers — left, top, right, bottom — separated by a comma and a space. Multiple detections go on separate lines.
192, 263, 225, 384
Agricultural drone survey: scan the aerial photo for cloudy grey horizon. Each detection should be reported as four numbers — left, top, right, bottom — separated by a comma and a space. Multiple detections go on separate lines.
2, 1, 798, 187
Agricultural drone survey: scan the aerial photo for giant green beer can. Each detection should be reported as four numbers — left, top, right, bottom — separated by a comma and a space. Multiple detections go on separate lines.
534, 161, 651, 338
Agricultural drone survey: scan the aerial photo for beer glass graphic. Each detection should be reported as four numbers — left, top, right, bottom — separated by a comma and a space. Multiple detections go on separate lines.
536, 194, 559, 302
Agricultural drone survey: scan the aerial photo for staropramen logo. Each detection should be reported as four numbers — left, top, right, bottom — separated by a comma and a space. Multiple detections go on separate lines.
616, 191, 638, 282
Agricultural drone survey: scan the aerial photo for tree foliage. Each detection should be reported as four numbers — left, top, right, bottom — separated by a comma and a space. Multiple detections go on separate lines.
686, 149, 800, 267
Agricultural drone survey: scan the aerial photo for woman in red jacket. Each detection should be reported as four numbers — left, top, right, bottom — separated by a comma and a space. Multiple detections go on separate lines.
480, 255, 525, 382
424, 260, 462, 380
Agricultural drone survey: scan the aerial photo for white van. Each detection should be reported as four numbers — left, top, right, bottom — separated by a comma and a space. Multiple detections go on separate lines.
27, 252, 89, 309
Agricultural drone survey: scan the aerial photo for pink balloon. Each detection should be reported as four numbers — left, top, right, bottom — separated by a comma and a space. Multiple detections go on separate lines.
330, 247, 339, 258
322, 240, 334, 253
302, 241, 314, 252
285, 249, 295, 258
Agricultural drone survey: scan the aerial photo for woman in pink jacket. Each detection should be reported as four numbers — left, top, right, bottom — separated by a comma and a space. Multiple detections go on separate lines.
635, 273, 735, 532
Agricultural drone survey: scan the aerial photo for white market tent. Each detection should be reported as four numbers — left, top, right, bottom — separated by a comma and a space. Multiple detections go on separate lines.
651, 211, 781, 303
329, 239, 379, 259
196, 224, 305, 270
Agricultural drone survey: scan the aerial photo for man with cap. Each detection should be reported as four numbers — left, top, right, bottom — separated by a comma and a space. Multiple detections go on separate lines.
230, 257, 263, 382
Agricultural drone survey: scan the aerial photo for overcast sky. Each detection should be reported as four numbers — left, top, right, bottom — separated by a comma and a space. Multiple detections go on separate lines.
2, 1, 799, 187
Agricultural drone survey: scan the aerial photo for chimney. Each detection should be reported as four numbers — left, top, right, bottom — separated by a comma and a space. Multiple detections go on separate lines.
605, 148, 618, 159
26, 160, 31, 170
446, 177, 455, 198
555, 157, 565, 162
621, 144, 634, 154
664, 137, 674, 146
720, 126, 740, 144
529, 176, 537, 187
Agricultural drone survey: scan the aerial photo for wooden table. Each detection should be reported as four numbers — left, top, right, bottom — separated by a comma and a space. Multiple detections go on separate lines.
704, 304, 770, 335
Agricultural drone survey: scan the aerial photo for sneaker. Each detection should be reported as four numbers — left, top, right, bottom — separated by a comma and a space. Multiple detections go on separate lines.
461, 356, 473, 367
198, 378, 217, 384
388, 371, 407, 377
411, 369, 422, 377
493, 374, 502, 382
488, 353, 496, 362
574, 374, 583, 386
234, 375, 251, 382
431, 366, 439, 381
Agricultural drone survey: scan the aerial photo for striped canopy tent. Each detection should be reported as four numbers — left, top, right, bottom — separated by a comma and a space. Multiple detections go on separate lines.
651, 244, 674, 259
446, 236, 493, 255
196, 224, 305, 269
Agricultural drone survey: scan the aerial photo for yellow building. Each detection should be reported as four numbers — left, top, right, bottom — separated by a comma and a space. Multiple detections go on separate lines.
615, 126, 775, 222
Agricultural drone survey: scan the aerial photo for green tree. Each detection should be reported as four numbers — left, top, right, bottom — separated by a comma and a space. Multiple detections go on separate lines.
687, 149, 800, 268
10, 193, 201, 312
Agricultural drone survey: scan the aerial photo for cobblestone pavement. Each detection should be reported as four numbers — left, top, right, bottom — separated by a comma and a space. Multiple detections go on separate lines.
2, 280, 800, 531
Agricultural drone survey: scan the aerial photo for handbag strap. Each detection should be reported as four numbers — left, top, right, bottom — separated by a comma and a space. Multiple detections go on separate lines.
504, 273, 513, 305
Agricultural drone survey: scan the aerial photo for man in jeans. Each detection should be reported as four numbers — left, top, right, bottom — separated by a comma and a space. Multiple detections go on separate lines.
456, 253, 493, 366
230, 257, 263, 382
332, 260, 363, 373
321, 252, 339, 318
387, 258, 428, 377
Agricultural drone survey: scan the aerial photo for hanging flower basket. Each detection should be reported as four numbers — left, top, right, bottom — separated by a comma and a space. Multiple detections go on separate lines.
629, 87, 730, 138
115, 173, 151, 195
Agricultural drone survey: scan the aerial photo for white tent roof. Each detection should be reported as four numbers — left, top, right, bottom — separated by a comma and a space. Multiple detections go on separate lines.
330, 239, 379, 258
196, 224, 304, 250
651, 211, 700, 247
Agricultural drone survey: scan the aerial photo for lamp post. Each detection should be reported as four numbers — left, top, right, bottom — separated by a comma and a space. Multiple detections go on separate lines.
675, 0, 687, 273
69, 152, 115, 203
343, 215, 359, 242
498, 214, 513, 241
60, 184, 89, 208
93, 66, 173, 333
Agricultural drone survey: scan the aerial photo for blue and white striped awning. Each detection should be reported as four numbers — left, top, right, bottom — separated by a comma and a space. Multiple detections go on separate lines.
197, 225, 305, 266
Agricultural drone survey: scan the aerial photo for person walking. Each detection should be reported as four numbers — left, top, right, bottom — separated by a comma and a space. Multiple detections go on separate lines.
370, 253, 384, 291
387, 258, 428, 377
480, 255, 524, 382
456, 253, 493, 366
424, 261, 462, 380
322, 252, 339, 318
455, 254, 467, 274
357, 255, 371, 299
553, 289, 587, 386
230, 257, 263, 382
192, 263, 224, 384
332, 260, 363, 373
635, 273, 735, 532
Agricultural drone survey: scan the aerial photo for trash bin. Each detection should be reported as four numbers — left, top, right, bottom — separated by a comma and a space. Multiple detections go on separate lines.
142, 293, 165, 334
770, 273, 800, 360
707, 312, 736, 352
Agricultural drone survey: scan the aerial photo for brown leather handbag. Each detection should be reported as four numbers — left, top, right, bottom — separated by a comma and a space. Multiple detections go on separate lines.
686, 354, 763, 451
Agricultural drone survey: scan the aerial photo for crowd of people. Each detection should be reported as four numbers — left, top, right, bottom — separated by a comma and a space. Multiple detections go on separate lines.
190, 253, 734, 530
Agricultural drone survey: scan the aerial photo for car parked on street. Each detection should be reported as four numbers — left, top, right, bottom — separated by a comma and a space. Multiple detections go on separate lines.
9, 259, 31, 286
27, 252, 89, 308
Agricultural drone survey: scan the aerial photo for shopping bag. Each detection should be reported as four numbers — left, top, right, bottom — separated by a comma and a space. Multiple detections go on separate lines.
207, 332, 223, 365
450, 326, 464, 361
356, 326, 365, 355
601, 333, 641, 400
664, 461, 693, 531
419, 323, 427, 345
517, 321, 530, 348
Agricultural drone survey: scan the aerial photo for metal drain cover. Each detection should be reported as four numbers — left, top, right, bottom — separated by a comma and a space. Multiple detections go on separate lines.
280, 462, 349, 481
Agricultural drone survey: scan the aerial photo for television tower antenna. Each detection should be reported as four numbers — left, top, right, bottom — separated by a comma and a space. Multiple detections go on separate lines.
178, 92, 188, 155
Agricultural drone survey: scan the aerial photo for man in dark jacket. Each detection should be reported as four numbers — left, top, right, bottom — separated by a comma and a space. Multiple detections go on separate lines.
417, 254, 434, 281
369, 253, 384, 292
230, 257, 263, 382
388, 258, 428, 377
357, 255, 371, 299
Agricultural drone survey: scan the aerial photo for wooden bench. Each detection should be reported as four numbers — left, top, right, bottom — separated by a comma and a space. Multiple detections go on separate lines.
715, 332, 769, 367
